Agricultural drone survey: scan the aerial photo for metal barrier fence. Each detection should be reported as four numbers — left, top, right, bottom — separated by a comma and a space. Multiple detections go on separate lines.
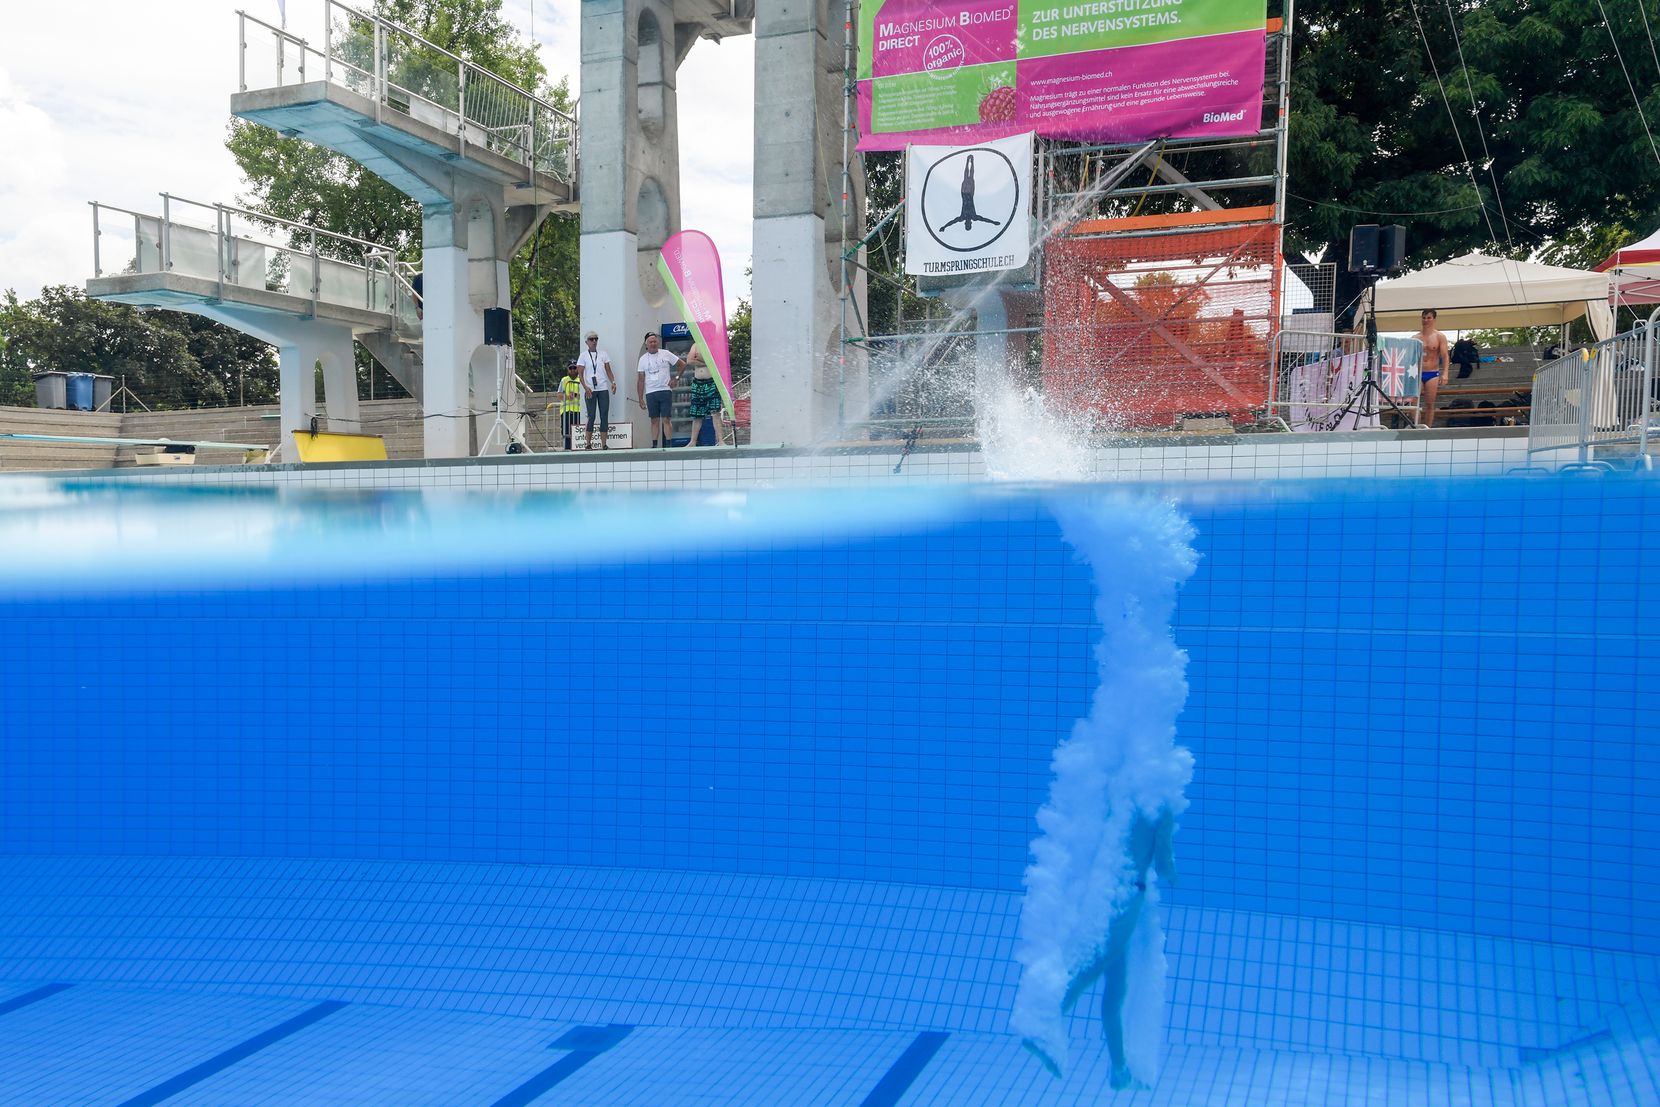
237, 2, 577, 183
1267, 328, 1421, 431
90, 193, 418, 330
1527, 313, 1658, 467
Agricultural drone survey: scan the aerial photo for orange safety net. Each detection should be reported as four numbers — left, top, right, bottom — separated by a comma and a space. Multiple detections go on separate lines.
1041, 220, 1281, 428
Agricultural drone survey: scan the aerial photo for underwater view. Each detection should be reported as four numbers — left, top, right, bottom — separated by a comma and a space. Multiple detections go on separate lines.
0, 475, 1653, 1104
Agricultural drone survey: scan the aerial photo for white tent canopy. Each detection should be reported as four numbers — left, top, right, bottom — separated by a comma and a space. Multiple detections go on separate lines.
1368, 251, 1614, 339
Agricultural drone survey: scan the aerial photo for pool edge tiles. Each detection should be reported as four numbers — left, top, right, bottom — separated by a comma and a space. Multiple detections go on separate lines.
0, 430, 1531, 492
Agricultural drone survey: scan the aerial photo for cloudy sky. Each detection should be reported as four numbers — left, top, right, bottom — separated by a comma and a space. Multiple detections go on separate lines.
0, 0, 756, 306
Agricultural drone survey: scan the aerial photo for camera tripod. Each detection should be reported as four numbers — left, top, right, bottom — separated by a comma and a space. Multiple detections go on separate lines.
1330, 272, 1419, 430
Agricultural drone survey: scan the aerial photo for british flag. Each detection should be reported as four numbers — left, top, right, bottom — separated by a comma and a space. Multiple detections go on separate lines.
1377, 338, 1422, 399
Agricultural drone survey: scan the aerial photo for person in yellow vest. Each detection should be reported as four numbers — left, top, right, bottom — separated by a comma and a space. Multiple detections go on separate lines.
558, 361, 584, 450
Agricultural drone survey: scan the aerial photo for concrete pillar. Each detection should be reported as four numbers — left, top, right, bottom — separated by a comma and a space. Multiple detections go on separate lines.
190, 305, 355, 459
422, 234, 478, 457
271, 326, 357, 446
422, 201, 518, 457
751, 0, 867, 446
580, 0, 686, 445
317, 345, 362, 434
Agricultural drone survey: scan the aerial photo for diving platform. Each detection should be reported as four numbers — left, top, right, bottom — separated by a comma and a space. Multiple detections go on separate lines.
86, 194, 422, 454
233, 2, 574, 456
232, 5, 576, 211
231, 78, 573, 212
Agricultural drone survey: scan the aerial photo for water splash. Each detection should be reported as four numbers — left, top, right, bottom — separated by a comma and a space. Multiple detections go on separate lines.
1010, 492, 1197, 1085
976, 384, 1096, 482
836, 143, 1159, 451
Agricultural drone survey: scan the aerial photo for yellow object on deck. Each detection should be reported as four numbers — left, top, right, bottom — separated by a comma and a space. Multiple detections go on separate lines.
291, 430, 389, 463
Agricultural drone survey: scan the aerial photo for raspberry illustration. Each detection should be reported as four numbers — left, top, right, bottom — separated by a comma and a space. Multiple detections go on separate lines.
979, 85, 1017, 124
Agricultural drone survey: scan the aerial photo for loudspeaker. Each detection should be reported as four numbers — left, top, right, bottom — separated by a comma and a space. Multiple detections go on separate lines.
483, 307, 512, 347
1347, 225, 1381, 273
1347, 224, 1408, 274
1378, 225, 1407, 273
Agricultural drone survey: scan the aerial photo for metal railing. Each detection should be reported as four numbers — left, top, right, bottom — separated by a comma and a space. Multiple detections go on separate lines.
90, 193, 416, 327
1527, 311, 1659, 468
236, 3, 577, 183
1267, 328, 1421, 432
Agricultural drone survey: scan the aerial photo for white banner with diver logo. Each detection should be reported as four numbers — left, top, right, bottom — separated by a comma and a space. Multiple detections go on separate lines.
905, 131, 1031, 276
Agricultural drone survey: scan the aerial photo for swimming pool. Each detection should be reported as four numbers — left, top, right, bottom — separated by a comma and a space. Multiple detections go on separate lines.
0, 475, 1654, 1105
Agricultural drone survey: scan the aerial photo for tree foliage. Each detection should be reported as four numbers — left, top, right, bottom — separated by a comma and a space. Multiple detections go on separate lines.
0, 287, 277, 410
1287, 0, 1660, 270
728, 272, 753, 389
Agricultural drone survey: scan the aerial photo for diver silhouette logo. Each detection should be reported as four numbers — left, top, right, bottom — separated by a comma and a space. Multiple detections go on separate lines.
905, 133, 1032, 276
936, 155, 1003, 235
919, 145, 1021, 254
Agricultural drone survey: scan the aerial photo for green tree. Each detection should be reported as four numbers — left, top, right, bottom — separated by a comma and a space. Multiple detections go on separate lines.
0, 287, 277, 410
0, 294, 32, 406
1288, 0, 1660, 270
728, 295, 752, 389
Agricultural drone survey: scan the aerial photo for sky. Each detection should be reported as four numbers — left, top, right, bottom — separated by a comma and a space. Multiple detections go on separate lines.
0, 0, 756, 308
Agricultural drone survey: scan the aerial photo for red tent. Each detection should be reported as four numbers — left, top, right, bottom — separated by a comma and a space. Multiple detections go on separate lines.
1597, 226, 1660, 308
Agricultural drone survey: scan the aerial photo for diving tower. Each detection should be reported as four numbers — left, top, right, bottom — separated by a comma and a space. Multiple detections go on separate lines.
87, 194, 420, 456
233, 2, 578, 456
578, 0, 754, 446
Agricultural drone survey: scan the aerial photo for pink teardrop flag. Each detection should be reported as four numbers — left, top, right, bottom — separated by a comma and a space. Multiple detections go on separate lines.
656, 230, 733, 415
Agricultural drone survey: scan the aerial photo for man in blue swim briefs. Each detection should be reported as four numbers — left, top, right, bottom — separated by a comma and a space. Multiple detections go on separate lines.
1418, 308, 1451, 427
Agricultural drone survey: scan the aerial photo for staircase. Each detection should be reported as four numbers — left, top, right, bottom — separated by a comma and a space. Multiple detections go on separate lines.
358, 332, 424, 403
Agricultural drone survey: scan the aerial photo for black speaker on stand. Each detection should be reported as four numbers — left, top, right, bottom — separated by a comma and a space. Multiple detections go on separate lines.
479, 307, 527, 454
483, 307, 512, 347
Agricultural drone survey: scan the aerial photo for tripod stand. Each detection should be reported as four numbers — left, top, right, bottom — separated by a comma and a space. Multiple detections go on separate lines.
94, 375, 151, 415
478, 345, 530, 455
1330, 271, 1418, 430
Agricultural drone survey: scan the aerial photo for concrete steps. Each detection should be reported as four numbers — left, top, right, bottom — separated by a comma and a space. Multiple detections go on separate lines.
0, 406, 123, 472
113, 407, 284, 467
4, 389, 630, 471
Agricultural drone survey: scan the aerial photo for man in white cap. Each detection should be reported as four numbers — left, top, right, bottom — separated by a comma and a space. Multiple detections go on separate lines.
577, 330, 617, 450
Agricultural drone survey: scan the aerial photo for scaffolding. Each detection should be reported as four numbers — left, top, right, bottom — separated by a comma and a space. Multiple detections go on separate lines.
839, 7, 1299, 441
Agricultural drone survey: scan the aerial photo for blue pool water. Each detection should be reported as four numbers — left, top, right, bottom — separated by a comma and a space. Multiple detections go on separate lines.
0, 476, 1655, 1105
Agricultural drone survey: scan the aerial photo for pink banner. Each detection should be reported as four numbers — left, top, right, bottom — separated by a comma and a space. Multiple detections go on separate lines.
856, 0, 1267, 151
656, 231, 734, 415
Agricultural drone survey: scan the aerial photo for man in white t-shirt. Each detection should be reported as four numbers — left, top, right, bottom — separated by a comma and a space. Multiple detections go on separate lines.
636, 331, 699, 449
577, 330, 617, 450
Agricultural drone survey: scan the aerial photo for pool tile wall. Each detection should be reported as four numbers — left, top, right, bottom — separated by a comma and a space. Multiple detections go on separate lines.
19, 431, 1533, 491
0, 476, 1652, 967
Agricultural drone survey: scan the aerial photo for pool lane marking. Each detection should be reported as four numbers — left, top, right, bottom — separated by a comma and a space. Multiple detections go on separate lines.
114, 1000, 348, 1107
860, 1031, 951, 1107
487, 1024, 635, 1107
0, 983, 73, 1017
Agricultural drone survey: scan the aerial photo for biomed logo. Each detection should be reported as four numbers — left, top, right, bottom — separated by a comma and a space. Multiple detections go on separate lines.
1203, 110, 1246, 122
924, 34, 966, 78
